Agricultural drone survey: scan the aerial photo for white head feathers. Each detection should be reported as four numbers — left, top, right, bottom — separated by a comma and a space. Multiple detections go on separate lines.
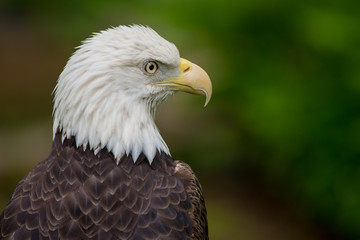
53, 25, 181, 164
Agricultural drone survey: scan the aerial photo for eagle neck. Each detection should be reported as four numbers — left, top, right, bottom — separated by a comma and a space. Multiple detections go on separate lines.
53, 98, 170, 165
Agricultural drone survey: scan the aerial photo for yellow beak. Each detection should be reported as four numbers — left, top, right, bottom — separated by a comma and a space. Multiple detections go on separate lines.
155, 58, 212, 106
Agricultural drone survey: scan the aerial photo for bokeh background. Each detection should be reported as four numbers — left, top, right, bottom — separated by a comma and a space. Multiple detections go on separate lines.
1, 0, 360, 239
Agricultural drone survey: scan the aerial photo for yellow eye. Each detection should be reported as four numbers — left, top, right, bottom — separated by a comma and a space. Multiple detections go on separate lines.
145, 61, 158, 74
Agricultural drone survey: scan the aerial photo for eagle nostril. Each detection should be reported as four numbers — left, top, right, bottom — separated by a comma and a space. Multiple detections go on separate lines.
183, 66, 191, 73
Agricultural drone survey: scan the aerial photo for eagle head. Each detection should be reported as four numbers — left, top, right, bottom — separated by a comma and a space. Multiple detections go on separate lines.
53, 25, 212, 164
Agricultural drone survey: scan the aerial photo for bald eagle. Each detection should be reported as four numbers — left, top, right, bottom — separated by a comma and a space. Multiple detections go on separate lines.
0, 25, 211, 239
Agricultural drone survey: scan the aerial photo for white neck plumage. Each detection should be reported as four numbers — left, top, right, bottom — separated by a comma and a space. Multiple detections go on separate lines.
53, 96, 170, 165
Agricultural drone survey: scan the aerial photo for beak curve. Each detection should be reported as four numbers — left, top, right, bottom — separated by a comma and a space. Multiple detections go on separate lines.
154, 58, 212, 106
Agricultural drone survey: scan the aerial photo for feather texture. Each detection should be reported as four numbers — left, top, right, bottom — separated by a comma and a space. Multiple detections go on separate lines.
0, 132, 208, 239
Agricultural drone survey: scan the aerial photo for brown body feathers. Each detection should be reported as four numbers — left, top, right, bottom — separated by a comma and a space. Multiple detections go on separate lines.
0, 132, 208, 240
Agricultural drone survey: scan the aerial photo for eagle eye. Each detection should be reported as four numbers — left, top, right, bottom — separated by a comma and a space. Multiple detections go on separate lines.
145, 61, 158, 74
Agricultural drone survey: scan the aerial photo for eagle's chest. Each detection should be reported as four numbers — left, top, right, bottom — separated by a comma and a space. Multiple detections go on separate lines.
1, 141, 192, 239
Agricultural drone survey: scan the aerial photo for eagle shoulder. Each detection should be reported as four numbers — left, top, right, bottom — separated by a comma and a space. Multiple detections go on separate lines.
174, 161, 209, 240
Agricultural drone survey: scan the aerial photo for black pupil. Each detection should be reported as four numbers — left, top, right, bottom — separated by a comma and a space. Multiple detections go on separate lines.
149, 64, 154, 71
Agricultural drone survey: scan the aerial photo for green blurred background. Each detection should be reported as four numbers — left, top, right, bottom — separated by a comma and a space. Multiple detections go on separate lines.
1, 0, 360, 239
